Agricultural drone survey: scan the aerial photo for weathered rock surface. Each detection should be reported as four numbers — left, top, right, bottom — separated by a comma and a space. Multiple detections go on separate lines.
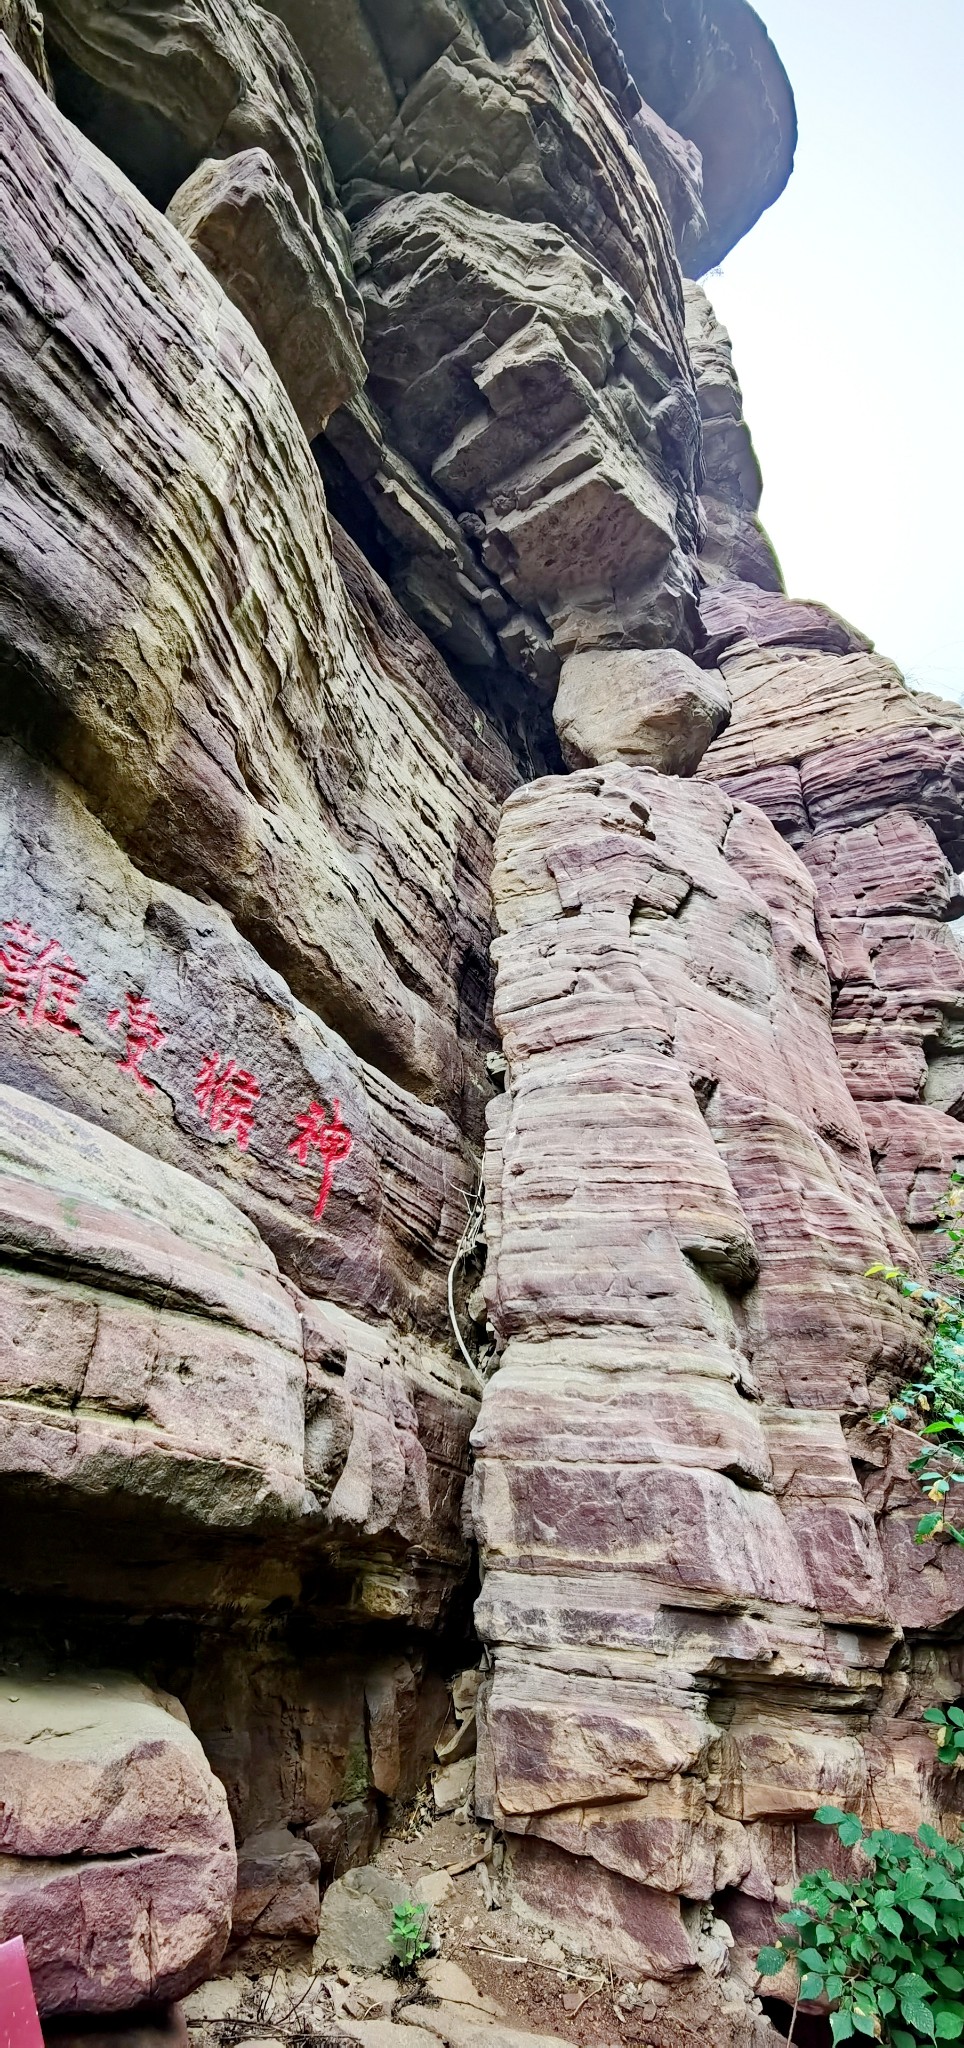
0, 45, 514, 1122
167, 150, 366, 438
700, 581, 964, 853
2, 0, 959, 2036
684, 281, 783, 591
0, 739, 477, 1331
554, 647, 730, 772
0, 1078, 474, 1614
0, 1083, 310, 1526
0, 0, 50, 89
313, 1865, 409, 1972
699, 572, 964, 1279
0, 1674, 235, 2012
354, 188, 702, 658
472, 762, 956, 1983
232, 1828, 321, 1939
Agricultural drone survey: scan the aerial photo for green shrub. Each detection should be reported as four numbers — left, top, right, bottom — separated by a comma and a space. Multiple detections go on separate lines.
757, 1807, 964, 2042
390, 1898, 431, 1972
870, 1173, 964, 1547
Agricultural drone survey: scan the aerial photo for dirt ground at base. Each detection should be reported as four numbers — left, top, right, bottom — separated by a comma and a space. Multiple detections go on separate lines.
190, 1806, 772, 2048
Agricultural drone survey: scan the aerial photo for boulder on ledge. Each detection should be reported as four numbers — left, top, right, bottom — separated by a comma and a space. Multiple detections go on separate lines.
553, 648, 730, 774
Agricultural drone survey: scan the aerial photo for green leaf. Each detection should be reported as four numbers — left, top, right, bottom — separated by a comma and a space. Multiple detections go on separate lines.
897, 1877, 927, 1905
936, 2015, 964, 2041
907, 1900, 939, 1931
900, 1998, 936, 2038
816, 1806, 849, 1826
852, 2017, 877, 2039
838, 1816, 864, 1847
831, 2017, 855, 2044
800, 1973, 825, 2000
879, 1906, 904, 1936
937, 1970, 964, 1993
756, 1947, 785, 1977
827, 1974, 845, 1999
799, 1948, 826, 1971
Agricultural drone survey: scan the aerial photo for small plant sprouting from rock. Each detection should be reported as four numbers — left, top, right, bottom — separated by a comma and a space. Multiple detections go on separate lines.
757, 1806, 964, 2043
870, 1172, 964, 1548
390, 1899, 431, 1974
924, 1707, 964, 1771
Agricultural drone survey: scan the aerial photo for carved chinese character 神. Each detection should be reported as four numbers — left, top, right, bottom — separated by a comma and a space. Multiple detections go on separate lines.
193, 1053, 260, 1149
288, 1098, 353, 1220
106, 993, 166, 1092
0, 920, 86, 1032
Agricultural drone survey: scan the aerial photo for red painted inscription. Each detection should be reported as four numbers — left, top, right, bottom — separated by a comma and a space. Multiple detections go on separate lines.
193, 1054, 260, 1149
107, 993, 167, 1091
0, 920, 86, 1031
288, 1098, 353, 1219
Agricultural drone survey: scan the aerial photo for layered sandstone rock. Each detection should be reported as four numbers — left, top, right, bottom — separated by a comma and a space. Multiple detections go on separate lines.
0, 43, 513, 1123
0, 0, 958, 2037
0, 39, 485, 1989
699, 577, 964, 1274
472, 760, 957, 1992
267, 0, 709, 712
684, 280, 783, 590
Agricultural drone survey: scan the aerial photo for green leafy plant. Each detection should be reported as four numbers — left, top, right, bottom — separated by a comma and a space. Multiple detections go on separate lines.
390, 1898, 431, 1973
757, 1806, 964, 2042
924, 1707, 964, 1771
870, 1173, 964, 1548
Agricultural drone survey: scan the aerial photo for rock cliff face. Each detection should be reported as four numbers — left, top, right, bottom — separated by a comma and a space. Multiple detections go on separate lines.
0, 2, 960, 2043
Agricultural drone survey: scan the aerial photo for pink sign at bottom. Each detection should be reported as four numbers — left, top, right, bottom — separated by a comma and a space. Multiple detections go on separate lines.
0, 1939, 44, 2048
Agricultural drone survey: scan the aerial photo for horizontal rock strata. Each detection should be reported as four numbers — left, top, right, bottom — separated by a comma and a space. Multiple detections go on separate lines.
473, 761, 961, 1981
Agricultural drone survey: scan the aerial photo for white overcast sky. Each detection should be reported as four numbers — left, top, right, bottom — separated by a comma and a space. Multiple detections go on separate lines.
706, 0, 963, 701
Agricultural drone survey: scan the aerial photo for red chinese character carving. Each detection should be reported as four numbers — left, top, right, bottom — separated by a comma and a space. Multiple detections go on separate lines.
106, 993, 166, 1091
193, 1053, 260, 1149
288, 1098, 353, 1220
0, 920, 86, 1031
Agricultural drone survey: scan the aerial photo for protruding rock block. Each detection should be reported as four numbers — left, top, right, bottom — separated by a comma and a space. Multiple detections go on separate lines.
0, 1675, 235, 2012
168, 150, 365, 438
232, 1828, 321, 1939
41, 0, 353, 285
554, 646, 730, 773
608, 0, 797, 271
0, 1084, 310, 1525
354, 189, 702, 657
